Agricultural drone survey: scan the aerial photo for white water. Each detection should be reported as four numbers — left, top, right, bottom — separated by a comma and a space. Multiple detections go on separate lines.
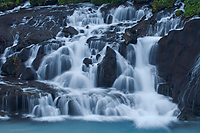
0, 2, 184, 128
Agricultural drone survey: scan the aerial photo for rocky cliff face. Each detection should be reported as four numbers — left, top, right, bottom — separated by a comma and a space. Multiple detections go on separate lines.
156, 19, 200, 119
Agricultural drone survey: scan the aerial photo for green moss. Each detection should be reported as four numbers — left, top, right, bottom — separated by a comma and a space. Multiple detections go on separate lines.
184, 0, 200, 18
6, 57, 20, 75
175, 10, 183, 16
152, 0, 176, 13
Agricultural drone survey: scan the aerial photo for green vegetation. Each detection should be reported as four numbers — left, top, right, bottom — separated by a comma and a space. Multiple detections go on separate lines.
57, 0, 123, 5
0, 0, 26, 11
184, 0, 200, 18
175, 10, 183, 16
152, 0, 176, 13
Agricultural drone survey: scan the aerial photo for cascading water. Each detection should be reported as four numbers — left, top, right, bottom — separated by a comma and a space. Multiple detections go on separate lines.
0, 2, 186, 128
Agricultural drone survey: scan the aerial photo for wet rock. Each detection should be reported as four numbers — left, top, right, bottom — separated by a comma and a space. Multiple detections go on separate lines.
87, 36, 106, 52
96, 54, 101, 61
178, 107, 196, 121
80, 29, 84, 33
83, 58, 92, 67
97, 46, 117, 87
1, 57, 25, 77
21, 67, 38, 80
68, 100, 82, 116
157, 83, 172, 97
18, 48, 30, 62
32, 54, 46, 71
0, 15, 15, 54
122, 28, 137, 44
118, 41, 127, 58
62, 26, 78, 37
21, 30, 53, 45
156, 19, 200, 116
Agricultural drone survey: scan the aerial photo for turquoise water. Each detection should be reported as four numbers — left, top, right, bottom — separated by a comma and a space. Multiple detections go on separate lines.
0, 119, 200, 133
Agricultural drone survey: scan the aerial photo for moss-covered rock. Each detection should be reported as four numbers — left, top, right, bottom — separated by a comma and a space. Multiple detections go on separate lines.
175, 10, 183, 16
1, 57, 25, 77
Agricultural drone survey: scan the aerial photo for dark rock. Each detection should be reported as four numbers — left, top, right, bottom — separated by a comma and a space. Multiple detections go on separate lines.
1, 57, 25, 77
62, 26, 78, 37
118, 41, 127, 58
178, 107, 196, 121
68, 100, 82, 116
0, 15, 15, 54
21, 30, 53, 45
82, 64, 89, 72
87, 36, 106, 52
37, 45, 45, 55
96, 54, 101, 61
80, 29, 84, 33
157, 83, 172, 97
21, 67, 37, 80
178, 112, 196, 121
83, 58, 92, 67
123, 28, 137, 44
97, 46, 117, 87
156, 19, 200, 116
18, 48, 30, 62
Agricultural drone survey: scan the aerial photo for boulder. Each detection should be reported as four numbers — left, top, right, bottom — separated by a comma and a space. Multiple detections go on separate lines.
83, 58, 92, 67
32, 54, 46, 70
118, 41, 127, 58
122, 28, 137, 44
1, 57, 25, 77
21, 67, 38, 80
62, 26, 78, 37
97, 46, 117, 87
156, 19, 200, 116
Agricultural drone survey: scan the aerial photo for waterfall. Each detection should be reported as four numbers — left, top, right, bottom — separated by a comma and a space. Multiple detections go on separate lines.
0, 2, 185, 128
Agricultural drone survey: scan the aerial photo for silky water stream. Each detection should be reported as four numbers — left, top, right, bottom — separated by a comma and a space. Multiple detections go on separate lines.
0, 1, 196, 132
